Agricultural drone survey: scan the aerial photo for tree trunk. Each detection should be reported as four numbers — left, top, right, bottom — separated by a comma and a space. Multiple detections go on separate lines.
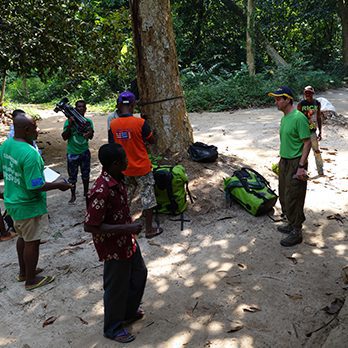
129, 0, 194, 156
220, 0, 288, 67
246, 0, 255, 75
338, 0, 348, 74
0, 70, 6, 106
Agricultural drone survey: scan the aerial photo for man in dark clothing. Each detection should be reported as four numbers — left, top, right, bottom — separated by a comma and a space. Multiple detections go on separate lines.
297, 85, 324, 175
84, 143, 147, 343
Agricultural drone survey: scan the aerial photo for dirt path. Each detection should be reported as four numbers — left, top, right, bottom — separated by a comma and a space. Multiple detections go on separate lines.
0, 89, 347, 348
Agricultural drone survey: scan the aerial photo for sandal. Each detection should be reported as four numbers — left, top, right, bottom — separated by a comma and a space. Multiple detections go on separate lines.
145, 227, 163, 239
108, 328, 135, 343
17, 268, 44, 282
25, 275, 55, 291
123, 307, 145, 325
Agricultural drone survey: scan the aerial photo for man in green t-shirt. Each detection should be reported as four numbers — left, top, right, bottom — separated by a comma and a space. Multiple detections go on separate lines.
0, 112, 71, 290
62, 100, 94, 204
268, 86, 311, 247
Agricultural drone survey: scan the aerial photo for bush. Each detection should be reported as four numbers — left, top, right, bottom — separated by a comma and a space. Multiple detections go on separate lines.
183, 63, 343, 112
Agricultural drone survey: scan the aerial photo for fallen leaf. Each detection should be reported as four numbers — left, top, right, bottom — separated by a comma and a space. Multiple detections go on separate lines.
69, 239, 86, 247
285, 293, 303, 300
77, 316, 88, 325
286, 257, 298, 265
327, 214, 345, 223
227, 322, 244, 333
322, 298, 345, 315
43, 316, 58, 327
243, 305, 261, 313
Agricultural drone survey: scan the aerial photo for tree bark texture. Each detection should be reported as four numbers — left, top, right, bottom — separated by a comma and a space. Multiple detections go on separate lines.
338, 0, 348, 72
246, 0, 255, 75
129, 0, 193, 155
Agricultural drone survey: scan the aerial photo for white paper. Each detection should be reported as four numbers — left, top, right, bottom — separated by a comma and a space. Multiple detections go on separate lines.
44, 167, 61, 183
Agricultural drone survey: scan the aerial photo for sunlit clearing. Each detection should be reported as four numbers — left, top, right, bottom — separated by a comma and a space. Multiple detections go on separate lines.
74, 287, 90, 299
153, 299, 165, 309
334, 244, 347, 256
191, 291, 203, 298
166, 331, 192, 348
184, 277, 195, 287
312, 248, 324, 255
207, 320, 224, 333
189, 321, 204, 330
200, 272, 220, 290
91, 300, 103, 315
148, 254, 187, 275
212, 239, 229, 250
0, 338, 16, 345
240, 335, 255, 347
181, 228, 192, 237
208, 261, 220, 269
188, 246, 201, 254
331, 231, 347, 241
239, 245, 249, 253
153, 277, 169, 294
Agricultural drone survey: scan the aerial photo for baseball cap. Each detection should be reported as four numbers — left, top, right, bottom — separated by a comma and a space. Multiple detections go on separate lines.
117, 91, 136, 104
268, 86, 294, 100
304, 85, 315, 93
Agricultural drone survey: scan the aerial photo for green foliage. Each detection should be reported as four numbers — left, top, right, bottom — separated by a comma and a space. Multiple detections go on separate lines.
183, 63, 342, 112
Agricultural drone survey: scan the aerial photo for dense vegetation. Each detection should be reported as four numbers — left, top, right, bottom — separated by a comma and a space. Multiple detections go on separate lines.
1, 0, 347, 112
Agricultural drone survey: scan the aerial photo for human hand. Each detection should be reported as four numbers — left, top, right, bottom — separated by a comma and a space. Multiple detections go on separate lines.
54, 178, 73, 191
128, 222, 142, 235
294, 168, 308, 181
317, 133, 322, 141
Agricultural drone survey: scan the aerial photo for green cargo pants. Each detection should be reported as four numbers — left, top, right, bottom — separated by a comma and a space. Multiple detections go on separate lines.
279, 157, 307, 229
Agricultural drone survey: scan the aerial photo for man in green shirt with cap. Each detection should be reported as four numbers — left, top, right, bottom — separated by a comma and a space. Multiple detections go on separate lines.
268, 86, 312, 247
0, 112, 71, 290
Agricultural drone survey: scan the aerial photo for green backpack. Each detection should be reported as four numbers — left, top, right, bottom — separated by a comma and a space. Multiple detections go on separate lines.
224, 167, 278, 216
153, 164, 192, 215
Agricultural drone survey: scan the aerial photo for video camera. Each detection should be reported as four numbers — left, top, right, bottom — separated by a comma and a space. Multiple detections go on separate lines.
54, 98, 90, 135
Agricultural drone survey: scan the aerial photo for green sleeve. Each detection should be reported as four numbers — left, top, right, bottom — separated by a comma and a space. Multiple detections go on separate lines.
63, 119, 69, 132
297, 115, 311, 140
23, 151, 45, 190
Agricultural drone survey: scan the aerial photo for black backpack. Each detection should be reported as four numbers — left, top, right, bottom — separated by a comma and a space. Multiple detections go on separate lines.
188, 142, 218, 163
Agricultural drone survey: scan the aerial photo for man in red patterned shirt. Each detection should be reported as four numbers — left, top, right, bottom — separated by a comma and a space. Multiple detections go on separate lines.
84, 143, 147, 343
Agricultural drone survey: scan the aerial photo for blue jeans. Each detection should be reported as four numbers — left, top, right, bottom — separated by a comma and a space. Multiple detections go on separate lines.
103, 241, 147, 338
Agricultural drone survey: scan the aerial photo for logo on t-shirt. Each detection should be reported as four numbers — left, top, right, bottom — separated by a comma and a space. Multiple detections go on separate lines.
31, 177, 44, 188
115, 130, 131, 140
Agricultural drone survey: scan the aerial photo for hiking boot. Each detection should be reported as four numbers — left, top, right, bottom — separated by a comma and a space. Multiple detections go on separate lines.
280, 229, 303, 247
277, 224, 293, 234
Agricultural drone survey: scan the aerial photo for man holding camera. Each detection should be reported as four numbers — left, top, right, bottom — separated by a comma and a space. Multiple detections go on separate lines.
62, 100, 94, 204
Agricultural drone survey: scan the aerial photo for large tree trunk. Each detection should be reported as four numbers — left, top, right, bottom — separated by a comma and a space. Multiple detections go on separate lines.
129, 0, 193, 156
338, 0, 348, 74
0, 70, 6, 106
246, 0, 255, 75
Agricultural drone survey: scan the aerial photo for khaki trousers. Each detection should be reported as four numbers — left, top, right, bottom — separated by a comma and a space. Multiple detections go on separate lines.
279, 157, 307, 229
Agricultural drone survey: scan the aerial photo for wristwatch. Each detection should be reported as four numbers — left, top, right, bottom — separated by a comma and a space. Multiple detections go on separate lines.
298, 163, 306, 168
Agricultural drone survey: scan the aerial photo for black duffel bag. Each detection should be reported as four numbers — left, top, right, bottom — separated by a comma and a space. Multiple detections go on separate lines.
188, 142, 218, 163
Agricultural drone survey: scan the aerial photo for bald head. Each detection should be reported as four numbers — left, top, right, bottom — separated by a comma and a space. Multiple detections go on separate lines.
13, 113, 39, 144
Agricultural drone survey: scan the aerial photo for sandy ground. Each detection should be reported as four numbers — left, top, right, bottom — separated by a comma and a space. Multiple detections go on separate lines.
0, 88, 347, 348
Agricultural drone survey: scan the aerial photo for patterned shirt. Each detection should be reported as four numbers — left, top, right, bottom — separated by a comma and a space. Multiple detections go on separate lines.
85, 170, 136, 261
